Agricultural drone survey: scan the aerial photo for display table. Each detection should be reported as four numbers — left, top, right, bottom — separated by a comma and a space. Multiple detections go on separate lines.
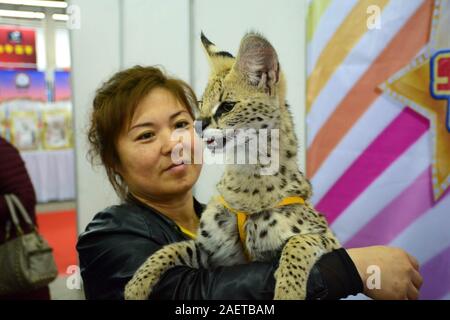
21, 149, 76, 203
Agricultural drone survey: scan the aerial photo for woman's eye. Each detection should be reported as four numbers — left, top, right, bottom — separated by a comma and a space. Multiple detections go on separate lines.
175, 121, 190, 129
137, 132, 154, 141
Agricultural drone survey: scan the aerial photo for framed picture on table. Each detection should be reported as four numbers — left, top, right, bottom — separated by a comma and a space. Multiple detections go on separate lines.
10, 110, 39, 151
41, 109, 72, 150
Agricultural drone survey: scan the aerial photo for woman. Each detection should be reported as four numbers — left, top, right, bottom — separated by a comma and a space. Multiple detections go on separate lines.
0, 137, 51, 300
77, 66, 423, 300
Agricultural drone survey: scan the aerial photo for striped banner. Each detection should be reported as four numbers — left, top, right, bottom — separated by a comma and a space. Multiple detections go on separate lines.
306, 0, 450, 300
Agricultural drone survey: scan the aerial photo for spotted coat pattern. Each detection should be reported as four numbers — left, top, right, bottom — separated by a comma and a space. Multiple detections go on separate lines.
125, 32, 340, 300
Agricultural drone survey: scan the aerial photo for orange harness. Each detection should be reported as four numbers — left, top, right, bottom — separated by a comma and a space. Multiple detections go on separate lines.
217, 195, 305, 260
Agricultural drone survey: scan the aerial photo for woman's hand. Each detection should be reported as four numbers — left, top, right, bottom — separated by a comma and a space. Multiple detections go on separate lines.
346, 246, 423, 300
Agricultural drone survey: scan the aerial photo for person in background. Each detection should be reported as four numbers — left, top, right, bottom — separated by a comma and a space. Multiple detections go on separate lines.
0, 136, 51, 300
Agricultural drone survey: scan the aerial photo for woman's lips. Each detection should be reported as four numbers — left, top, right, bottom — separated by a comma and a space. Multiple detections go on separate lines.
165, 162, 187, 174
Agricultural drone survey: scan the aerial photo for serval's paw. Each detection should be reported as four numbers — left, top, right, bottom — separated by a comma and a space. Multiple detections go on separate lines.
273, 257, 307, 300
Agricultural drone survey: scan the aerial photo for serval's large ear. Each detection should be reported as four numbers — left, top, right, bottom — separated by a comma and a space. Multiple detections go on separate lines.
201, 32, 234, 73
234, 32, 279, 94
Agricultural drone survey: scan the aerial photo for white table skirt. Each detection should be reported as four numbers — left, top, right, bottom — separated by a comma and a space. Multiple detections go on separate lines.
21, 149, 76, 203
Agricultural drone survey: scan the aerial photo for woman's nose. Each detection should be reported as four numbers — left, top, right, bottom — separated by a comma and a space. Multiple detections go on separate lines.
161, 130, 182, 155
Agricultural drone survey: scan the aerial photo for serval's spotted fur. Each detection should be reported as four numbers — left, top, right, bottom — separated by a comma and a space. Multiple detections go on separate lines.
125, 32, 340, 300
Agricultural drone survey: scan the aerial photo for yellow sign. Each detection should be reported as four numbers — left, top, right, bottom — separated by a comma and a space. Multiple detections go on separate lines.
0, 44, 34, 56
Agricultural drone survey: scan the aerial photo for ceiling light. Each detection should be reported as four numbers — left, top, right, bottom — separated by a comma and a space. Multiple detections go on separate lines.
0, 9, 45, 19
0, 0, 67, 9
52, 13, 67, 21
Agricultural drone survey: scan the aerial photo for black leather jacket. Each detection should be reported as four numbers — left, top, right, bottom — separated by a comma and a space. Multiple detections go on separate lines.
77, 197, 363, 300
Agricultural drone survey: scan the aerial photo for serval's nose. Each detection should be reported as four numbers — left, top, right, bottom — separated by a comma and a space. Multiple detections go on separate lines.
194, 117, 211, 136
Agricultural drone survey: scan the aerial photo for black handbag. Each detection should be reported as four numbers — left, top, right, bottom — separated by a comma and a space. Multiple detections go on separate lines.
0, 194, 58, 295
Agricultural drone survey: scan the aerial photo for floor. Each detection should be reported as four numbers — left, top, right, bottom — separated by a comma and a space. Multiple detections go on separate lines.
49, 276, 85, 300
37, 200, 86, 300
36, 200, 76, 214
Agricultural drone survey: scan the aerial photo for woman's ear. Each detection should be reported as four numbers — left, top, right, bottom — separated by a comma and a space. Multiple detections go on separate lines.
112, 153, 125, 179
113, 163, 124, 178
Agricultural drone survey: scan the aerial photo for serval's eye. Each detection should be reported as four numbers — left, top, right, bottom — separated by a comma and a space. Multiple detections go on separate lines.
214, 101, 236, 120
220, 101, 236, 113
214, 101, 237, 120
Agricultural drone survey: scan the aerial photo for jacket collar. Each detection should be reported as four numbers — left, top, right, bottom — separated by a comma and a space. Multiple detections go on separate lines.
125, 193, 205, 226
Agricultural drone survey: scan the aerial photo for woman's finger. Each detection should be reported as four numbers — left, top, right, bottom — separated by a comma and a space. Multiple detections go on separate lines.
407, 253, 420, 271
411, 269, 423, 289
407, 283, 420, 300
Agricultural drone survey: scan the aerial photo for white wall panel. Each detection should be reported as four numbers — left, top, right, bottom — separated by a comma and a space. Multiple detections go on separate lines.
70, 0, 121, 234
192, 0, 307, 203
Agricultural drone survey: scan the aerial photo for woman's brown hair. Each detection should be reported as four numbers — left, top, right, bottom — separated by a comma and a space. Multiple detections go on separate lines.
87, 65, 198, 200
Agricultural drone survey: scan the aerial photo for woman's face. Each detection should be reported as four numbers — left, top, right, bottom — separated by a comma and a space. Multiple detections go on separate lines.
116, 87, 203, 201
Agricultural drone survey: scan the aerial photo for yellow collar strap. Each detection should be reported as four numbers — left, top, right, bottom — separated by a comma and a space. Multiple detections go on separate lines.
178, 224, 197, 240
217, 195, 305, 260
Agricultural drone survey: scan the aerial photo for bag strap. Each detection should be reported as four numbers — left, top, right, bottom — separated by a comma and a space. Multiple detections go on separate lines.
9, 194, 35, 227
10, 194, 35, 229
4, 194, 24, 236
4, 194, 36, 235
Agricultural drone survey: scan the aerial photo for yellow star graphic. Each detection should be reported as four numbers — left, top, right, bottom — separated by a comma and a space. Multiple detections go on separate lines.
381, 0, 450, 201
383, 54, 449, 200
